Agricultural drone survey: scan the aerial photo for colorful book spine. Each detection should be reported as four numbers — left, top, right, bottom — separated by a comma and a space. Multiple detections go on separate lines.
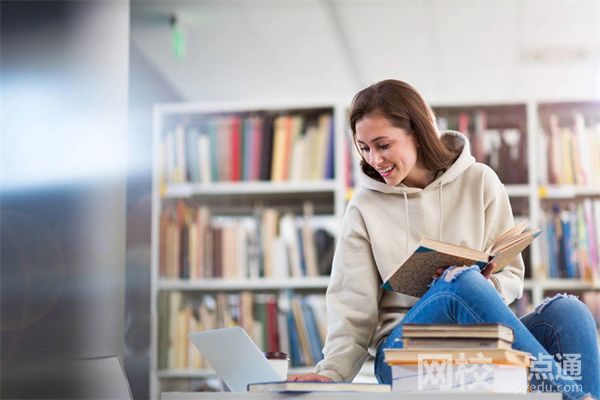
242, 117, 253, 181
208, 119, 220, 183
542, 200, 600, 280
301, 298, 324, 363
230, 116, 242, 181
541, 108, 600, 186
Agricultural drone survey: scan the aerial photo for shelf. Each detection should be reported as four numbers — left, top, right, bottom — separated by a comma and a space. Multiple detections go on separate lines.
158, 367, 317, 379
163, 181, 338, 198
505, 184, 531, 197
158, 370, 215, 379
503, 185, 600, 199
157, 367, 321, 379
524, 279, 599, 291
158, 277, 331, 291
538, 185, 600, 199
158, 362, 376, 383
155, 100, 338, 115
151, 102, 347, 398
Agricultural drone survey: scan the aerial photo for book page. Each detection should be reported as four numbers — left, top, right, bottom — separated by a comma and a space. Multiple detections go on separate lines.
486, 220, 528, 254
490, 234, 537, 272
491, 229, 539, 255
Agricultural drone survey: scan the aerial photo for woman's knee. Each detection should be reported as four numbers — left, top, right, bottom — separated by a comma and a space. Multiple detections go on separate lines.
436, 264, 488, 292
535, 294, 595, 327
427, 265, 503, 306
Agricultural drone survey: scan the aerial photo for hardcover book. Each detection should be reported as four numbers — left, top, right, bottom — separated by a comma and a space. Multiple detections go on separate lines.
402, 323, 514, 343
390, 363, 528, 393
403, 337, 512, 350
381, 221, 541, 297
384, 347, 532, 368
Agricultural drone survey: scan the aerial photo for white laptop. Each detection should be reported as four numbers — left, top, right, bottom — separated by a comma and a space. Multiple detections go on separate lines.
188, 326, 283, 392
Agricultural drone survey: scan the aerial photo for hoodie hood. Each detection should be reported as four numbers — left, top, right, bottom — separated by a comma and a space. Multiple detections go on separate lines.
358, 130, 475, 194
356, 130, 476, 250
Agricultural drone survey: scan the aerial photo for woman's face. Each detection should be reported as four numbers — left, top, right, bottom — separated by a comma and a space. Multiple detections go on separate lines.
355, 113, 420, 186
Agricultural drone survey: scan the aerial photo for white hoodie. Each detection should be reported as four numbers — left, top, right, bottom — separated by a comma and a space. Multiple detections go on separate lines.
314, 130, 525, 382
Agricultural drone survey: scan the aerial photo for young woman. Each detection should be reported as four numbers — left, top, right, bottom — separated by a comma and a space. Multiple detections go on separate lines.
289, 80, 599, 400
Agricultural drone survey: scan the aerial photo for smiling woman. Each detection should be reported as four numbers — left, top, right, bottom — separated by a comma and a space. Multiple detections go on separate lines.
349, 80, 459, 188
289, 79, 600, 400
354, 114, 425, 188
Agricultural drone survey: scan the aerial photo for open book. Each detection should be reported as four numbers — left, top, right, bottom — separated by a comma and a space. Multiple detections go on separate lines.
381, 220, 541, 298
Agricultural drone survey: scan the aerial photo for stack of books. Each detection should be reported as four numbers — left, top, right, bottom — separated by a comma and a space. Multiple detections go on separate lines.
384, 324, 531, 393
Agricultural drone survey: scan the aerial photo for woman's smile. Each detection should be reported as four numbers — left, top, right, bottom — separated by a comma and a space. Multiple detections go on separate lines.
377, 165, 395, 178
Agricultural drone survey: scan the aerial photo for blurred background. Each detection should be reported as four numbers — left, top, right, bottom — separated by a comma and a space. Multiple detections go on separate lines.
1, 0, 599, 399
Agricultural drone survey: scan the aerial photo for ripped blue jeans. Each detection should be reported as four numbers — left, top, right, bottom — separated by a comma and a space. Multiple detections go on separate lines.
374, 266, 599, 400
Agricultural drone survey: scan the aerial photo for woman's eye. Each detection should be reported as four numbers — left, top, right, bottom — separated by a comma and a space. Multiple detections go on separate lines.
359, 147, 369, 152
379, 144, 390, 150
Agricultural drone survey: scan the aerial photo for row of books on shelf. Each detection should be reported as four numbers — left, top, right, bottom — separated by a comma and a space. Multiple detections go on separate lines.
160, 111, 335, 185
436, 109, 528, 184
157, 291, 326, 371
540, 114, 600, 187
159, 202, 335, 280
540, 198, 600, 280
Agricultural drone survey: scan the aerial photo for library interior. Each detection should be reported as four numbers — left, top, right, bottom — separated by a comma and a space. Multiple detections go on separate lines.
1, 1, 599, 399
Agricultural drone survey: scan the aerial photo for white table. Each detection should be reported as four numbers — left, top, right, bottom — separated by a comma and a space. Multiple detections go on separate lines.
163, 392, 562, 399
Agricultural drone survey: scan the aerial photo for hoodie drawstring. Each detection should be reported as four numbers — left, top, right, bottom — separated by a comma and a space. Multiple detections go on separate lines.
403, 191, 409, 254
438, 182, 444, 240
403, 182, 444, 251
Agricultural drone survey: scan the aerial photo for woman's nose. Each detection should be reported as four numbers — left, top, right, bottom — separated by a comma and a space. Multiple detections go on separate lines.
369, 150, 382, 165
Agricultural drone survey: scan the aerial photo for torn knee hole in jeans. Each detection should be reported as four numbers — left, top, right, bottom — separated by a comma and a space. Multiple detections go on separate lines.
534, 293, 579, 315
434, 264, 480, 284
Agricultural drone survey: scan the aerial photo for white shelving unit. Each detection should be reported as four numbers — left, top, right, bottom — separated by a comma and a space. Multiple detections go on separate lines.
432, 100, 600, 308
527, 100, 600, 306
150, 99, 599, 398
150, 101, 348, 399
163, 180, 339, 198
539, 185, 600, 199
157, 277, 331, 291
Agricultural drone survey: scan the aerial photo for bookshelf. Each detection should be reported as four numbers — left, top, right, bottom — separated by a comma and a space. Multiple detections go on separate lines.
150, 99, 599, 398
150, 101, 349, 398
532, 100, 600, 327
430, 100, 600, 309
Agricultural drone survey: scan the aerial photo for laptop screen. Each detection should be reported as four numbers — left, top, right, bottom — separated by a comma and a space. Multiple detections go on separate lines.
188, 326, 283, 392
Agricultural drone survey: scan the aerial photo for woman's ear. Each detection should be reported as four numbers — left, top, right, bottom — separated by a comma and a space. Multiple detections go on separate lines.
410, 130, 421, 148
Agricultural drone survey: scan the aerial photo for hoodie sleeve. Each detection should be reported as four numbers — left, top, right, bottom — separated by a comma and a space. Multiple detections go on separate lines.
482, 168, 525, 305
313, 206, 382, 381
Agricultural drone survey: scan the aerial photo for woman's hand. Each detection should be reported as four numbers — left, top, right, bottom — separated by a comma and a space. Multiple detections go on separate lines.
434, 263, 496, 279
434, 266, 448, 278
287, 373, 333, 382
482, 262, 495, 279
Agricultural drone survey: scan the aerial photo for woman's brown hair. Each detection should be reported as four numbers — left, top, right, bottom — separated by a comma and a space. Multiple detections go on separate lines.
349, 79, 459, 183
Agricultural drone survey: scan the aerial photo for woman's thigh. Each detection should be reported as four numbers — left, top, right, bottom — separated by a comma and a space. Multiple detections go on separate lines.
375, 266, 509, 383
